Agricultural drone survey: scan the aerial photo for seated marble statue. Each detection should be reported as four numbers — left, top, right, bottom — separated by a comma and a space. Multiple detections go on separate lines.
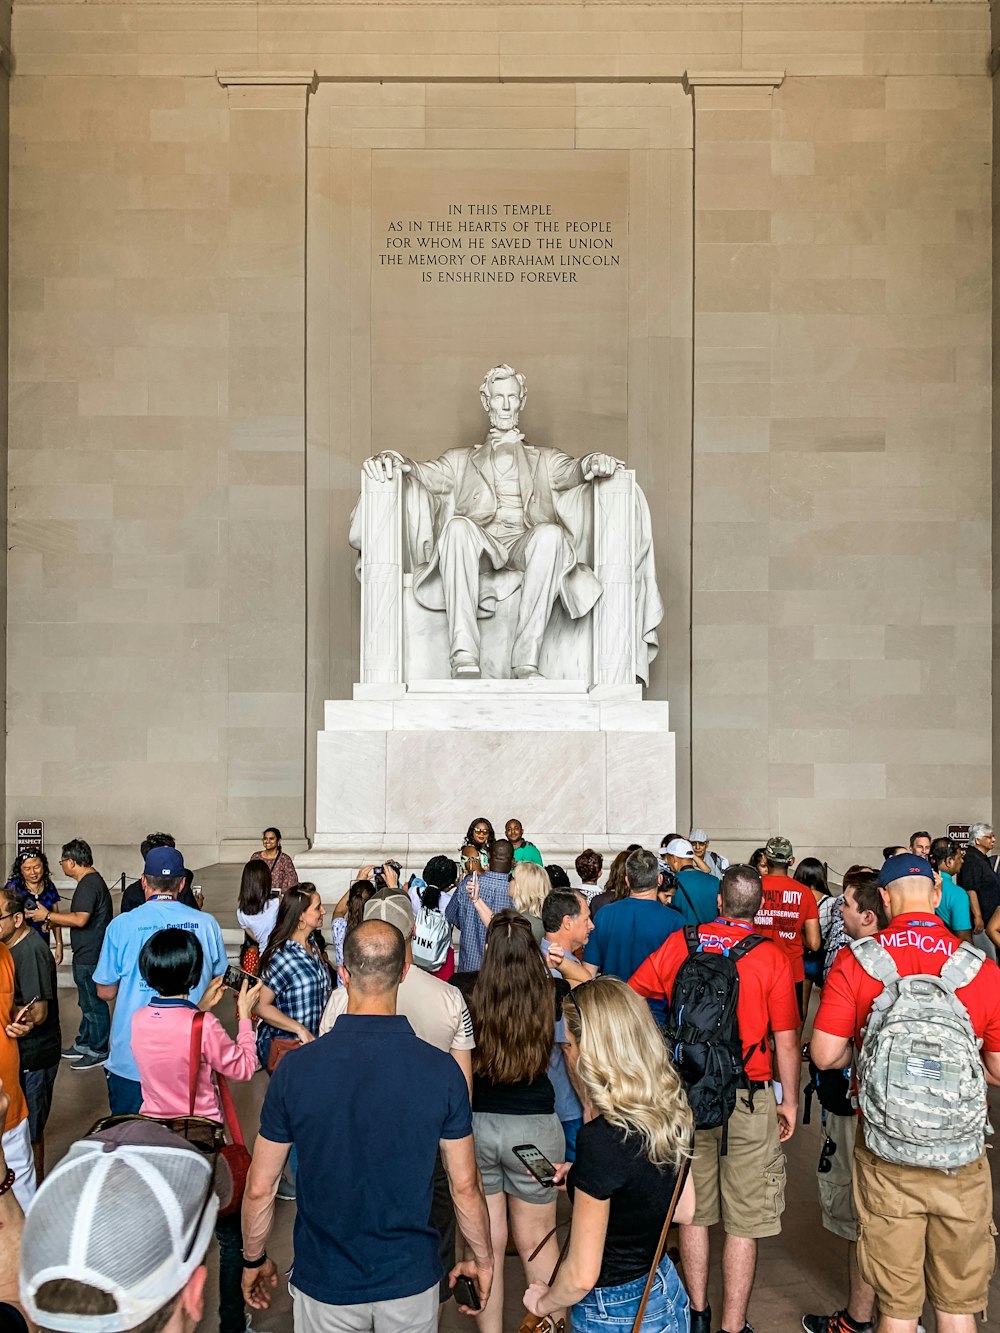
354, 363, 661, 682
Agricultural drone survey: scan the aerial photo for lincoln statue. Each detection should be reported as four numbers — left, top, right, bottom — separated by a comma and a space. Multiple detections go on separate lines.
353, 364, 662, 682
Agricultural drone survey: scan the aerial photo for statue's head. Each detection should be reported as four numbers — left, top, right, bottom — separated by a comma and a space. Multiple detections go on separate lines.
480, 364, 526, 431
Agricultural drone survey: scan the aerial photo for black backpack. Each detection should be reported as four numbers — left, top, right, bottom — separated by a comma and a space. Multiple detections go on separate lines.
664, 925, 765, 1144
802, 1059, 853, 1123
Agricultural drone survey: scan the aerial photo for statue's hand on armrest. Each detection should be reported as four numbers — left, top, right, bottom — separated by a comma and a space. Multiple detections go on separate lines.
362, 450, 412, 482
581, 452, 624, 481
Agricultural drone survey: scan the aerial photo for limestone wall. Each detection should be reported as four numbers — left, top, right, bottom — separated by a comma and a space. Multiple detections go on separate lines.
5, 0, 992, 872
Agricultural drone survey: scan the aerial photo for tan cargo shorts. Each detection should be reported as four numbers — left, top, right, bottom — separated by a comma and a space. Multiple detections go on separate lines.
690, 1085, 786, 1239
853, 1136, 998, 1320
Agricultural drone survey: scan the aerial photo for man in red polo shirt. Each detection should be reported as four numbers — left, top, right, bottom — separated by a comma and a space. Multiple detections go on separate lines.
812, 853, 1000, 1333
753, 835, 820, 1020
630, 864, 801, 1333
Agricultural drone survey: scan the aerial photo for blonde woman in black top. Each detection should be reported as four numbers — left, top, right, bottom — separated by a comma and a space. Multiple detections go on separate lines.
523, 976, 695, 1332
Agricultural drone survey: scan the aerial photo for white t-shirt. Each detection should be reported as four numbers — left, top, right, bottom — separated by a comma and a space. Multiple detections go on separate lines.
237, 896, 280, 951
319, 962, 474, 1054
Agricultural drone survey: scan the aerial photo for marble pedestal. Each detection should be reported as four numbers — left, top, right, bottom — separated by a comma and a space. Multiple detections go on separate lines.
298, 680, 676, 898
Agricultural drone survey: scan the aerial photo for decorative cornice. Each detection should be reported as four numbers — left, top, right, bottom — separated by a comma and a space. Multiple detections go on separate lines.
684, 70, 785, 88
217, 70, 318, 90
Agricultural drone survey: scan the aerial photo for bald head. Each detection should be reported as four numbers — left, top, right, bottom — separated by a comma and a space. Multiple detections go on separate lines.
490, 838, 515, 873
882, 873, 938, 917
343, 919, 406, 995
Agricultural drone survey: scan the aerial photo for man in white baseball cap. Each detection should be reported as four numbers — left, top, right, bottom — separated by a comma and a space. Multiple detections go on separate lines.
18, 1119, 227, 1333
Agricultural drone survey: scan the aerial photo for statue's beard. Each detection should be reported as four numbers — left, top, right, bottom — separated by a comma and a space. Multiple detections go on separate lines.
488, 407, 520, 430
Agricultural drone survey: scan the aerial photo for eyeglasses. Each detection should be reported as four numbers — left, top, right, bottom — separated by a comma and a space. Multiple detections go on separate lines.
817, 1135, 837, 1174
0, 910, 23, 922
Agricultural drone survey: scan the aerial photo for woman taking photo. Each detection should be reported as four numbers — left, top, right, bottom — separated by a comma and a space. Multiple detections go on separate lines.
330, 879, 376, 973
251, 826, 299, 891
469, 910, 565, 1333
461, 817, 495, 876
255, 885, 331, 1067
255, 885, 331, 1202
131, 927, 261, 1333
524, 976, 694, 1332
236, 858, 279, 973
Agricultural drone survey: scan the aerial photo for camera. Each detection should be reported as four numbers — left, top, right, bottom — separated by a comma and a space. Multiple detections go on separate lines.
373, 860, 402, 891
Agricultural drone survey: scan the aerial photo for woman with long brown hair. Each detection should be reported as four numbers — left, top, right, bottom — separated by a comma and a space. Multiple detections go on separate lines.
255, 885, 331, 1066
468, 910, 565, 1333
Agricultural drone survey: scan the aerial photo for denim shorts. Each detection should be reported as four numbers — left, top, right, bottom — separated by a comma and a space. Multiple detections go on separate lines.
571, 1255, 690, 1332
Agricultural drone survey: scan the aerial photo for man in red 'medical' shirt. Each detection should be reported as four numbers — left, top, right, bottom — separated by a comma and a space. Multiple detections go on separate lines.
630, 864, 801, 1333
812, 853, 1000, 1333
753, 835, 820, 1020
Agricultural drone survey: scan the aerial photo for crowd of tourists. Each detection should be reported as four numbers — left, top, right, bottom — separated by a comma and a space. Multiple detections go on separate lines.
0, 818, 994, 1333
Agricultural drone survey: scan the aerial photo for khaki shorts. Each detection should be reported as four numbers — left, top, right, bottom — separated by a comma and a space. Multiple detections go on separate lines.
817, 1112, 858, 1242
853, 1137, 998, 1319
690, 1086, 786, 1239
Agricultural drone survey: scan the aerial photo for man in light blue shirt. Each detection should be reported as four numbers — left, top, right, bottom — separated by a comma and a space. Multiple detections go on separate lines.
445, 839, 515, 972
95, 846, 227, 1115
583, 848, 685, 1015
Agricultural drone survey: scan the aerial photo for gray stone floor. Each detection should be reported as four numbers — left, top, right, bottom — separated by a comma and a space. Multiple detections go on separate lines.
41, 863, 1000, 1332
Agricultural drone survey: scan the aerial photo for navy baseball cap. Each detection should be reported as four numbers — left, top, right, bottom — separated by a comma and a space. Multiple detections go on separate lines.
878, 852, 933, 887
144, 846, 186, 879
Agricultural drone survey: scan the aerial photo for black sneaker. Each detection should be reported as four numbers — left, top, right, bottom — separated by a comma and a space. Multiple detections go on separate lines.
715, 1324, 754, 1333
803, 1314, 873, 1333
691, 1308, 712, 1333
70, 1051, 107, 1070
61, 1043, 87, 1060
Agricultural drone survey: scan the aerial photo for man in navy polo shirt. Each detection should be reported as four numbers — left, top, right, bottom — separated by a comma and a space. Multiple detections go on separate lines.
242, 919, 493, 1333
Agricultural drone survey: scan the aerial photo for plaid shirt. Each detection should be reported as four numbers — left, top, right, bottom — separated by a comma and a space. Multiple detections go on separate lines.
257, 940, 332, 1062
445, 870, 512, 972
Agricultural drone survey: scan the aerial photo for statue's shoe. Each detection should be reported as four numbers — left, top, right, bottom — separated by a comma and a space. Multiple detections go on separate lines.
451, 652, 481, 679
512, 664, 542, 680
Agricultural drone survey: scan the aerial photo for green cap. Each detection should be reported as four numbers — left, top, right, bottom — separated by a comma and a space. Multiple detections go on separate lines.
764, 835, 793, 864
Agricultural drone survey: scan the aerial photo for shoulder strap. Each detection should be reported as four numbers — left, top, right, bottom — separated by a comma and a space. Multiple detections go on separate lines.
631, 1152, 692, 1333
729, 932, 765, 961
849, 935, 900, 986
188, 1011, 205, 1117
683, 923, 700, 956
675, 882, 697, 920
216, 1073, 245, 1147
939, 940, 985, 993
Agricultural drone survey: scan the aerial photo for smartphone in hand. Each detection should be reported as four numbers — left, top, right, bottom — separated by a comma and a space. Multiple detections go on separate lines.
452, 1276, 481, 1311
512, 1143, 558, 1187
222, 965, 258, 992
14, 995, 40, 1025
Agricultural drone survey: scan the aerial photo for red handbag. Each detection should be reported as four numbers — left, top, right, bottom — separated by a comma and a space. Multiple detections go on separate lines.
189, 1013, 253, 1217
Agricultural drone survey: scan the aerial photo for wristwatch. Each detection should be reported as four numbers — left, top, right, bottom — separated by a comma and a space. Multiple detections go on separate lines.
241, 1251, 267, 1269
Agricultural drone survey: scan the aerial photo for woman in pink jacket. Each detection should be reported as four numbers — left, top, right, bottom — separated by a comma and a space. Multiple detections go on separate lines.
131, 927, 261, 1333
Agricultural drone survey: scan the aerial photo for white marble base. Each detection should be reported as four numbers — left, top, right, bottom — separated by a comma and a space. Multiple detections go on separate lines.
302, 682, 676, 898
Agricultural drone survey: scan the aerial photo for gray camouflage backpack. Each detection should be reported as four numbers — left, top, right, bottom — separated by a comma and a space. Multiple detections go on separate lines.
850, 936, 989, 1170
